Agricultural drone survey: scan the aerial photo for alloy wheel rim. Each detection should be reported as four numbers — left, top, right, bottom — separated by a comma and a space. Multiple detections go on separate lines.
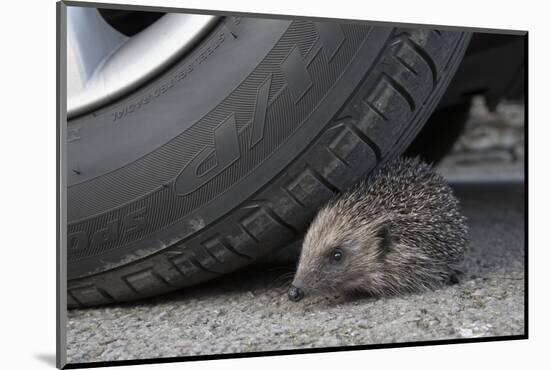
67, 6, 219, 119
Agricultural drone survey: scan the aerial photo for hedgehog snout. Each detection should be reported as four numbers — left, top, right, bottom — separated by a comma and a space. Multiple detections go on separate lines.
288, 275, 305, 302
288, 284, 304, 302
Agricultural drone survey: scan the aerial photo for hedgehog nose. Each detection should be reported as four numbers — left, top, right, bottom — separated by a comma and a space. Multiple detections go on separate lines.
288, 285, 304, 302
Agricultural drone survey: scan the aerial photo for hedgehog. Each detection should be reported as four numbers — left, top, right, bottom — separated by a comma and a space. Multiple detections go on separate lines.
287, 156, 469, 302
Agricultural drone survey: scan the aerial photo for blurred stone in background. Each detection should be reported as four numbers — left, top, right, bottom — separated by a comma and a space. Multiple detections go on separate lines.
437, 96, 525, 182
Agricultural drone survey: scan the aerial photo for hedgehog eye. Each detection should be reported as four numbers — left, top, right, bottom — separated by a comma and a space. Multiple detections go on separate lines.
330, 248, 343, 262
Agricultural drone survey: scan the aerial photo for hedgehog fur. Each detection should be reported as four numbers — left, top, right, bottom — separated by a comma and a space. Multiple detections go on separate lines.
289, 156, 469, 300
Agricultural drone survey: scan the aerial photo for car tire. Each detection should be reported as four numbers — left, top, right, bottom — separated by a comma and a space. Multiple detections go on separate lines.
67, 17, 471, 308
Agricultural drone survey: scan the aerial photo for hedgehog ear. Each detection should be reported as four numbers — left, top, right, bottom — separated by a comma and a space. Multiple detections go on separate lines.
376, 223, 392, 254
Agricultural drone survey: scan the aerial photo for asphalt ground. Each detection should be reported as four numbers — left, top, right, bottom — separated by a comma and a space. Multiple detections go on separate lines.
66, 181, 525, 364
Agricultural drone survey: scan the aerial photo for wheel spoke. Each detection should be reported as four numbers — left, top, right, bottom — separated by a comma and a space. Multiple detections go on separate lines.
67, 6, 219, 118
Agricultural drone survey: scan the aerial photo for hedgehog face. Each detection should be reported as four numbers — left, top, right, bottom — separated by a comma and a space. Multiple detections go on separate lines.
289, 204, 392, 301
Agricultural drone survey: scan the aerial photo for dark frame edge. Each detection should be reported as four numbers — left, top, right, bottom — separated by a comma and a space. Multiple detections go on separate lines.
523, 32, 529, 338
63, 335, 528, 369
57, 1, 68, 369
63, 0, 527, 35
